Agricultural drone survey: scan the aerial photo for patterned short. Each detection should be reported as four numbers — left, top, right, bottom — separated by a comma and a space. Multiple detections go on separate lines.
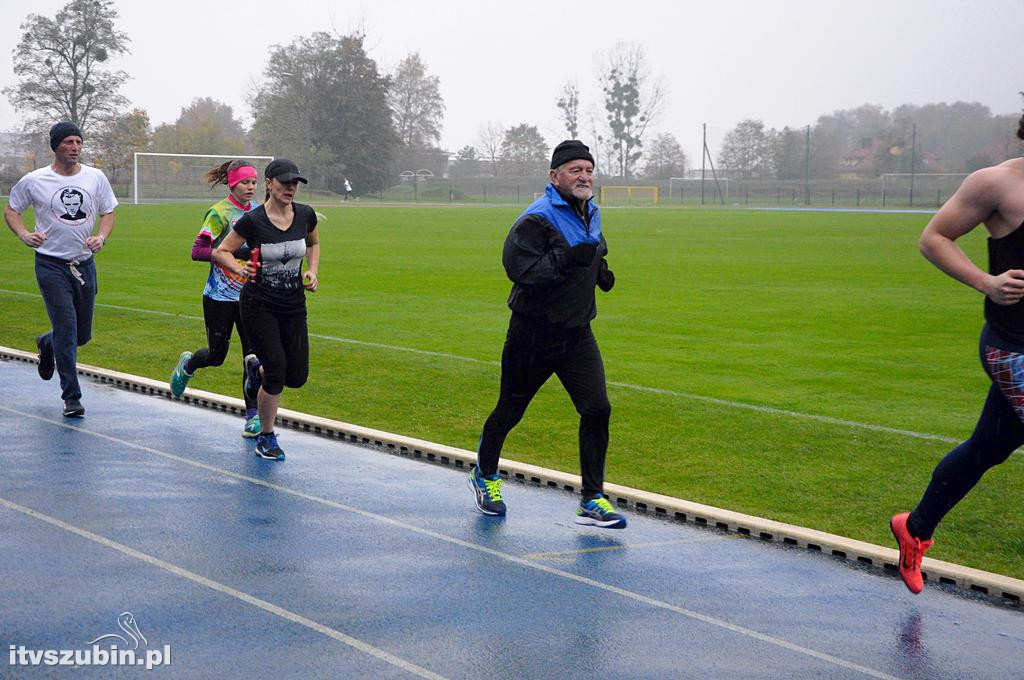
984, 345, 1024, 421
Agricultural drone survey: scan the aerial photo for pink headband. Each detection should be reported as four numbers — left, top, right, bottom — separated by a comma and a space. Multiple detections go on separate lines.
227, 165, 257, 188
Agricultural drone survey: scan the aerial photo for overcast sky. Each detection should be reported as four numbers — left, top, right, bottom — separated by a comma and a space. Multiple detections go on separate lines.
1, 0, 1021, 162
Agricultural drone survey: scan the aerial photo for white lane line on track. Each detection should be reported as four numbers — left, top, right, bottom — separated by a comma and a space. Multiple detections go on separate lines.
0, 287, 959, 445
0, 405, 900, 680
0, 496, 448, 680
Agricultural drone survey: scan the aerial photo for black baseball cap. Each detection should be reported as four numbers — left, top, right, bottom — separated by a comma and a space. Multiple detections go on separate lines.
265, 158, 308, 184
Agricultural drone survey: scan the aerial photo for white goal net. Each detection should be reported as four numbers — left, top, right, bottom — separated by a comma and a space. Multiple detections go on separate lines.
133, 153, 274, 204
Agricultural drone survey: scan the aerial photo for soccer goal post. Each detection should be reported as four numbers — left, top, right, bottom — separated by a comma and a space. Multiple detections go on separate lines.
133, 153, 275, 204
598, 185, 660, 205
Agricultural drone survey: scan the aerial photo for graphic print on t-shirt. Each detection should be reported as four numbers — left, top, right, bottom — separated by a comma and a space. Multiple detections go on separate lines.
260, 238, 307, 291
50, 186, 93, 224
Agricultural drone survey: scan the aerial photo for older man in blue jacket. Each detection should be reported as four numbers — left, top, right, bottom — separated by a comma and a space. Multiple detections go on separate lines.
468, 140, 625, 528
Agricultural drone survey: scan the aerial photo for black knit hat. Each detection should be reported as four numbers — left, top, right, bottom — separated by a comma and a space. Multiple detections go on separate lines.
550, 140, 594, 169
49, 121, 82, 151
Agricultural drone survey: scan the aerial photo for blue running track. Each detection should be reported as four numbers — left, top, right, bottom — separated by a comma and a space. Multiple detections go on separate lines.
1, 358, 1021, 679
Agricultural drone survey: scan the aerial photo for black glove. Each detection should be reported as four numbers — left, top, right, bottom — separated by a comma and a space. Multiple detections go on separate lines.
597, 267, 615, 292
567, 242, 597, 267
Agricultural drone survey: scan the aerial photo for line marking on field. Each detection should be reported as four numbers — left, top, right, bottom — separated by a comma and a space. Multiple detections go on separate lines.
0, 287, 959, 445
0, 496, 448, 680
0, 405, 897, 679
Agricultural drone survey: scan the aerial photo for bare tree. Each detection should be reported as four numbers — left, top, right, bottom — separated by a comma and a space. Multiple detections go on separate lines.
477, 121, 504, 177
389, 52, 445, 150
3, 0, 131, 134
93, 107, 151, 191
556, 81, 580, 139
596, 42, 665, 178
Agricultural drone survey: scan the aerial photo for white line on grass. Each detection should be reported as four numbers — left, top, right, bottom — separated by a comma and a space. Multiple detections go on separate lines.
0, 496, 448, 680
0, 287, 959, 445
0, 405, 899, 680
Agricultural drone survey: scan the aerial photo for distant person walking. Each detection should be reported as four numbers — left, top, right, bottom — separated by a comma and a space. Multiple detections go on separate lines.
891, 113, 1024, 594
469, 140, 624, 528
213, 159, 319, 461
169, 160, 261, 437
3, 121, 117, 417
343, 177, 353, 201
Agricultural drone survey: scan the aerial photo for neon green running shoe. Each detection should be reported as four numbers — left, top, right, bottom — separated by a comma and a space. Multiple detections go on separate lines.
170, 351, 193, 397
468, 467, 506, 516
243, 415, 261, 438
575, 494, 627, 529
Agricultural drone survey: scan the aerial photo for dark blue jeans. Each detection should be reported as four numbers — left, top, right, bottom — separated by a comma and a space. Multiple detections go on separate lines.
35, 253, 97, 401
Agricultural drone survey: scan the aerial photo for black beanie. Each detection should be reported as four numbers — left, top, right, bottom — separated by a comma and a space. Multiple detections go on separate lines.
50, 121, 82, 151
550, 140, 594, 169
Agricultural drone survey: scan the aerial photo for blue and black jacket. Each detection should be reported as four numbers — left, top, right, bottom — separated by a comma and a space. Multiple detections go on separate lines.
502, 183, 609, 327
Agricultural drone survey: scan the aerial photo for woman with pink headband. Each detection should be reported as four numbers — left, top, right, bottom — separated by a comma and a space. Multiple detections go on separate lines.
169, 160, 262, 437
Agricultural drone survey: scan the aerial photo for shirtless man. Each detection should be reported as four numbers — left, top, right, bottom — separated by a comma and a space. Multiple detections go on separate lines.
890, 113, 1024, 594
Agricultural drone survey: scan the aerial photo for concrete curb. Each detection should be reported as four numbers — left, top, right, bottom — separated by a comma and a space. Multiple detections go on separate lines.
3, 345, 1021, 607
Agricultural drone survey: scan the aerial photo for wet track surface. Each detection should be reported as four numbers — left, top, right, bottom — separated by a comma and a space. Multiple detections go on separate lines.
1, 359, 1021, 678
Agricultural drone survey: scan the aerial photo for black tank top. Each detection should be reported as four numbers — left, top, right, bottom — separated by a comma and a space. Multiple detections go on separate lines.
985, 223, 1024, 343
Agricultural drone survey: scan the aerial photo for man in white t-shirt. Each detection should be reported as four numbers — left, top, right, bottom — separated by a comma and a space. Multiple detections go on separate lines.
3, 121, 118, 417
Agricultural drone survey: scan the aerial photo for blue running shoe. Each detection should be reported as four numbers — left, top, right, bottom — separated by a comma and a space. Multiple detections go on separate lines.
244, 354, 262, 403
575, 494, 627, 529
468, 466, 506, 516
243, 414, 261, 438
169, 351, 193, 397
255, 432, 285, 461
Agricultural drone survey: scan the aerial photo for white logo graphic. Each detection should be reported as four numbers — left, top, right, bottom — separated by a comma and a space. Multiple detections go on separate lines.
88, 612, 148, 649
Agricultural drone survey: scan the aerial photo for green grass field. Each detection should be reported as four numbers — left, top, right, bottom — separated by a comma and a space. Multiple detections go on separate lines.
2, 202, 1022, 579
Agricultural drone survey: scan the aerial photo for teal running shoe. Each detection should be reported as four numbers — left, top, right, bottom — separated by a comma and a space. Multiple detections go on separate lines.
170, 351, 193, 397
468, 466, 506, 516
243, 414, 261, 438
575, 494, 627, 529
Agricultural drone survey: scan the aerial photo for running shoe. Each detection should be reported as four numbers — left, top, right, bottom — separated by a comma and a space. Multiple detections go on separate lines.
255, 432, 285, 461
244, 354, 262, 403
169, 351, 193, 397
63, 399, 85, 418
36, 334, 54, 381
243, 414, 261, 438
468, 466, 506, 516
575, 494, 627, 529
890, 512, 933, 594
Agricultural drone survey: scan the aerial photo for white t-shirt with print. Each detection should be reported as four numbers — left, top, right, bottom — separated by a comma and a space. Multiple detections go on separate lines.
8, 164, 118, 261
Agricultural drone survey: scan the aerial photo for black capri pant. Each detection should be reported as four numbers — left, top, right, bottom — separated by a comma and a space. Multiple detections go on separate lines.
239, 290, 309, 396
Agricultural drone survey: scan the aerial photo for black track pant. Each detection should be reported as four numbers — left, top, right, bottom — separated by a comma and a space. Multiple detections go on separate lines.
239, 290, 308, 396
185, 296, 256, 410
477, 313, 611, 499
908, 325, 1024, 540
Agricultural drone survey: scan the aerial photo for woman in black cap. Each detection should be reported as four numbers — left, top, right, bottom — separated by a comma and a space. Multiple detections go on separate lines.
212, 159, 319, 460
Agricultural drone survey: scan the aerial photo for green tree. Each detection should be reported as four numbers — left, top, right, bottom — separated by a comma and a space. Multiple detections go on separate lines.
718, 119, 771, 180
642, 133, 687, 179
3, 0, 130, 134
450, 145, 479, 178
250, 32, 397, 193
151, 98, 246, 155
389, 52, 445, 151
597, 42, 665, 178
500, 124, 548, 176
93, 107, 151, 192
768, 126, 805, 180
556, 81, 580, 139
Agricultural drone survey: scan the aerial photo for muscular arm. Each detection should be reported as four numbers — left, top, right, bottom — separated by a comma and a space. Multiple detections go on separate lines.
919, 169, 1024, 305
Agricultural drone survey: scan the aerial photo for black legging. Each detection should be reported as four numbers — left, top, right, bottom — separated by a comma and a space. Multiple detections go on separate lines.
185, 296, 256, 410
477, 313, 611, 499
908, 325, 1024, 539
239, 290, 309, 396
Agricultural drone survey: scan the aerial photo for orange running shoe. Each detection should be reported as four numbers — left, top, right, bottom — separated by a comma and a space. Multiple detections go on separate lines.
890, 512, 934, 594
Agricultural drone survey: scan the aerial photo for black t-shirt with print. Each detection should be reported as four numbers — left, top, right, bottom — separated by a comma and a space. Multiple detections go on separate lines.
232, 203, 317, 310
